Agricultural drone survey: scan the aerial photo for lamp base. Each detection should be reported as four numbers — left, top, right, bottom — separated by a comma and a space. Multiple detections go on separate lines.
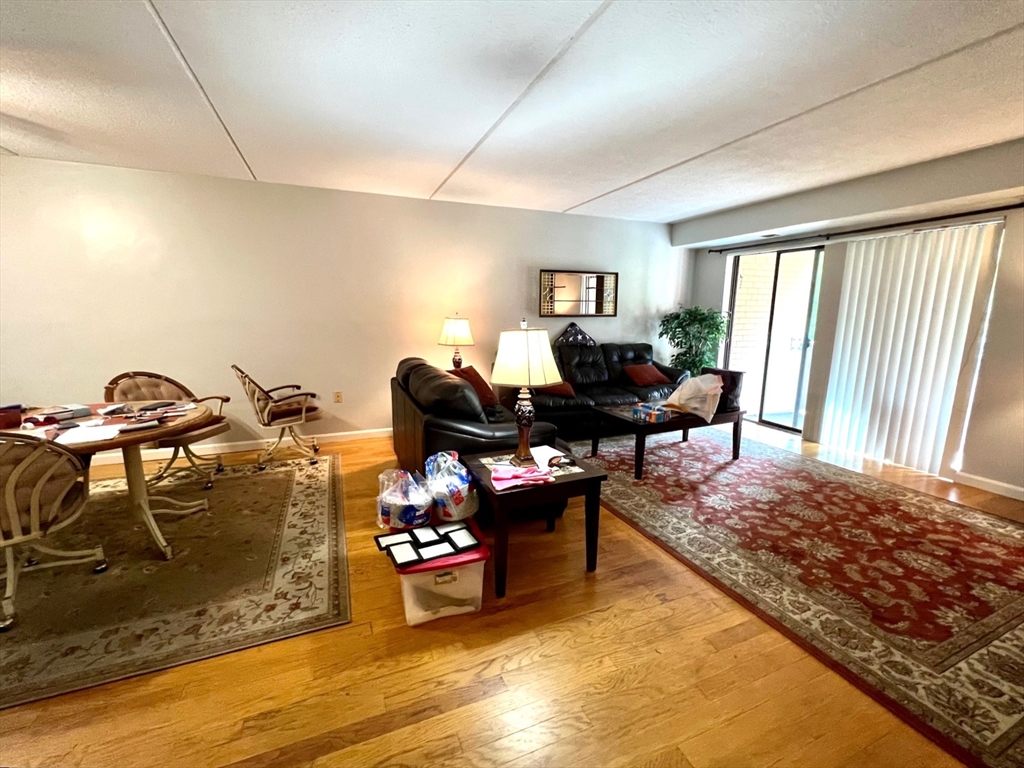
451, 348, 463, 369
510, 387, 537, 467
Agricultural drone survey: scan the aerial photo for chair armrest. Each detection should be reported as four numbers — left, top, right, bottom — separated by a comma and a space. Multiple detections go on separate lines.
267, 384, 302, 394
271, 391, 318, 404
192, 395, 231, 416
654, 362, 689, 386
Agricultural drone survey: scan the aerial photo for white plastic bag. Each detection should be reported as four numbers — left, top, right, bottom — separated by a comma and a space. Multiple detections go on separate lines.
425, 451, 479, 521
377, 469, 434, 530
664, 373, 724, 423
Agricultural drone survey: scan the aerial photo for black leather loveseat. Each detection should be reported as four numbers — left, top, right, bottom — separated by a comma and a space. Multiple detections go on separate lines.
391, 358, 566, 473
500, 342, 689, 440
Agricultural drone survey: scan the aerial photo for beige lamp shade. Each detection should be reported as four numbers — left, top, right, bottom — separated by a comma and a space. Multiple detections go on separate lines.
438, 316, 474, 347
491, 328, 563, 387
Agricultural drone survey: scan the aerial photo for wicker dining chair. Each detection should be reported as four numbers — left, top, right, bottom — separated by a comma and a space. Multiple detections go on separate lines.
0, 434, 107, 630
104, 371, 231, 490
231, 365, 321, 469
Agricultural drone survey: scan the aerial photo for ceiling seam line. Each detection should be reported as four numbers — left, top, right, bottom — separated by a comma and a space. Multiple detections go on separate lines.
561, 20, 1024, 215
428, 0, 614, 200
144, 0, 257, 181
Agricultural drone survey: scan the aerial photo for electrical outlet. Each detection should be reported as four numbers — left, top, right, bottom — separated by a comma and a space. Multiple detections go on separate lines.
333, 391, 343, 403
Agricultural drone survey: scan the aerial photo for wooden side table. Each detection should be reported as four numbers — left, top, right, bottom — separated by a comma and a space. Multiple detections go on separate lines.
465, 451, 607, 598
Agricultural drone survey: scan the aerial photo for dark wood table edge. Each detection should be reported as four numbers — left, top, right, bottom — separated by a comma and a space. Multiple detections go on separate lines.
464, 450, 607, 599
590, 407, 747, 479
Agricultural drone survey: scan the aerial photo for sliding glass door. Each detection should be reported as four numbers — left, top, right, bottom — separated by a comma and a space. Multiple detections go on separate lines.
725, 248, 822, 432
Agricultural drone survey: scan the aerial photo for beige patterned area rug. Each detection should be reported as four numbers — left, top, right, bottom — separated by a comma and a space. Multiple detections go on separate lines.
581, 432, 1024, 768
0, 456, 349, 709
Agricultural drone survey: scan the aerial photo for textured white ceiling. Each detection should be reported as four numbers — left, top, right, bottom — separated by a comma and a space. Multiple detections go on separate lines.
1, 0, 1022, 223
0, 0, 249, 178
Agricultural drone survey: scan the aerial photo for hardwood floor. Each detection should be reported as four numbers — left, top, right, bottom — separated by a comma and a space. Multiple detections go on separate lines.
2, 427, 1019, 767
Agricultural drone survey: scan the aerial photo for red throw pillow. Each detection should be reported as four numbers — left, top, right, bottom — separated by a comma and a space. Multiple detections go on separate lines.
448, 366, 499, 407
536, 381, 576, 398
624, 364, 671, 387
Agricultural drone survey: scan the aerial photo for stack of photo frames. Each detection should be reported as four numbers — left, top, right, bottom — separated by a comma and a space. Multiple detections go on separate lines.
375, 520, 482, 568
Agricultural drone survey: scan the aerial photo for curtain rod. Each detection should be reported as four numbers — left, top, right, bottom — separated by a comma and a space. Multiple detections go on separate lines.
707, 202, 1023, 254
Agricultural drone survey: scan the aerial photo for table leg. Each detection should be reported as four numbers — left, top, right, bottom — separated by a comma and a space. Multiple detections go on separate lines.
585, 481, 601, 572
733, 416, 742, 460
494, 503, 509, 598
682, 428, 689, 443
123, 444, 209, 560
634, 433, 646, 480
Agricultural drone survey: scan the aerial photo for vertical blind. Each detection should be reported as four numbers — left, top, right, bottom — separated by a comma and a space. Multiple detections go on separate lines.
820, 221, 1004, 475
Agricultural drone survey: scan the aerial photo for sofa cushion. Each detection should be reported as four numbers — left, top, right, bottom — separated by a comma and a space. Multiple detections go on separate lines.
622, 383, 677, 401
408, 366, 486, 423
602, 343, 654, 381
448, 365, 499, 407
702, 367, 744, 413
579, 385, 640, 406
536, 381, 576, 398
623, 363, 670, 387
396, 357, 429, 388
559, 345, 609, 386
532, 392, 596, 409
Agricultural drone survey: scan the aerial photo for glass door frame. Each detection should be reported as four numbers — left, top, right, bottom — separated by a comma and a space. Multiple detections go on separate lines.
724, 246, 823, 434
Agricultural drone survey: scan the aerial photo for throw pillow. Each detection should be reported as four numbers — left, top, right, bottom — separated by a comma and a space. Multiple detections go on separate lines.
623, 364, 671, 387
536, 381, 576, 398
448, 366, 499, 407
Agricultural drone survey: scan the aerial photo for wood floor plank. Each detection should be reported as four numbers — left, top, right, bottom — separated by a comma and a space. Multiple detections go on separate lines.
0, 428, 1003, 767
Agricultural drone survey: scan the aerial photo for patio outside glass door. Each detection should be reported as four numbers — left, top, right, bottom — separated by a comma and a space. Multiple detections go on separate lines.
725, 248, 822, 432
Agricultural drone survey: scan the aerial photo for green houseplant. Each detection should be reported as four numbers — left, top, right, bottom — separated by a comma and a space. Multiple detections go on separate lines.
658, 305, 729, 374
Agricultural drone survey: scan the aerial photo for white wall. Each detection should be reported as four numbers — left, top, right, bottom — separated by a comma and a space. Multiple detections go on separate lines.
956, 209, 1024, 498
0, 157, 682, 444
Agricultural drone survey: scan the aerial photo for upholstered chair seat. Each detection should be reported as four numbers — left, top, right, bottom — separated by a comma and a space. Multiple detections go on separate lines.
0, 435, 106, 629
231, 365, 321, 468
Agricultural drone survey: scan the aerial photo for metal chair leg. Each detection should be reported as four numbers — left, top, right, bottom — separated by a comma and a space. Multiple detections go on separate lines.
146, 446, 181, 487
259, 429, 286, 470
183, 445, 219, 490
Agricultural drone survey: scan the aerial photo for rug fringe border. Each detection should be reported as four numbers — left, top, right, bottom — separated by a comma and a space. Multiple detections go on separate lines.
601, 497, 992, 768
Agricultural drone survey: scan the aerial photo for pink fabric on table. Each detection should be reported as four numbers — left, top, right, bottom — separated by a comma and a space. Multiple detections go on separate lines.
490, 466, 555, 491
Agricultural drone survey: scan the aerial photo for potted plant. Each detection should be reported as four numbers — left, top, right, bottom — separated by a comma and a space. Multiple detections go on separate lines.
658, 305, 729, 374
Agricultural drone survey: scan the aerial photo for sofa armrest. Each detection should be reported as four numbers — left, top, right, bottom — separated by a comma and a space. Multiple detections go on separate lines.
422, 415, 558, 459
423, 416, 557, 442
654, 362, 689, 385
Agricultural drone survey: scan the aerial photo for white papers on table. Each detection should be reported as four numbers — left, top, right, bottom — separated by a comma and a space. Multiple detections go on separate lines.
55, 425, 121, 445
529, 444, 564, 467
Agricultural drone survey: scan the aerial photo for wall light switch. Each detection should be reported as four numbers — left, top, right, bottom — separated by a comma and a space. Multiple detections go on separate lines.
333, 391, 343, 403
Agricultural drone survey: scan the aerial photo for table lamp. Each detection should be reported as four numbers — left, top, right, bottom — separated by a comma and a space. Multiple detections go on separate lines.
438, 315, 474, 369
490, 327, 562, 467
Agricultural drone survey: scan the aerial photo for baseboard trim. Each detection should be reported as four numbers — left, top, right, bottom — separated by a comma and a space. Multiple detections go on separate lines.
952, 471, 1024, 501
89, 428, 393, 467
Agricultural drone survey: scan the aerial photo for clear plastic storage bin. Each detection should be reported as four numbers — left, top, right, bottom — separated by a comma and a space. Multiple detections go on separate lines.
394, 520, 490, 626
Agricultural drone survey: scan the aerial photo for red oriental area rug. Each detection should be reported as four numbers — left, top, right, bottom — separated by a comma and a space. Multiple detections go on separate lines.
584, 431, 1024, 768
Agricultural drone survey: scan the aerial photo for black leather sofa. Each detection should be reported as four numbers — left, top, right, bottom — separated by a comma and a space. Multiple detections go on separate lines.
499, 342, 689, 440
391, 357, 566, 473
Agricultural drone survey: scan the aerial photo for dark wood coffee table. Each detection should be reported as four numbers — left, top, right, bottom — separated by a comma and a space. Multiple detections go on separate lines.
465, 450, 607, 599
591, 406, 746, 480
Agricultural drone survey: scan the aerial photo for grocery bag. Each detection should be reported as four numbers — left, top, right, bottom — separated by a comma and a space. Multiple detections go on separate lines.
425, 451, 479, 521
664, 373, 724, 423
377, 469, 434, 529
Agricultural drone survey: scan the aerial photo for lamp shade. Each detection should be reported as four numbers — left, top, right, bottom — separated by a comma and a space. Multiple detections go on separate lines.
438, 316, 474, 347
491, 328, 562, 387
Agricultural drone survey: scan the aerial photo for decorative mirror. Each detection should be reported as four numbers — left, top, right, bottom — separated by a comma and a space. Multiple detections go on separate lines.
539, 270, 618, 317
